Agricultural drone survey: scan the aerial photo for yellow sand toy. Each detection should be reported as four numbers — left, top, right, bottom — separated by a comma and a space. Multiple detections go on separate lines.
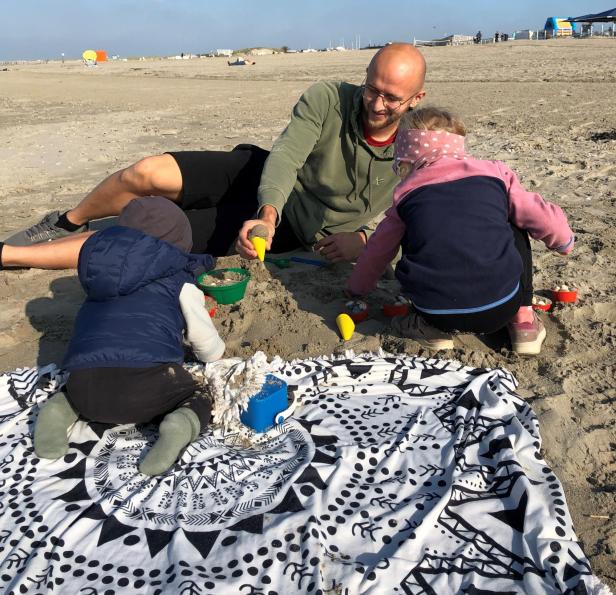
248, 224, 268, 262
336, 313, 355, 341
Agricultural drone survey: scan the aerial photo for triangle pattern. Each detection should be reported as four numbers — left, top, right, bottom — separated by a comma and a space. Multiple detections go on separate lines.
489, 490, 527, 533
269, 488, 305, 514
183, 529, 220, 559
145, 528, 176, 558
229, 514, 264, 534
97, 516, 137, 546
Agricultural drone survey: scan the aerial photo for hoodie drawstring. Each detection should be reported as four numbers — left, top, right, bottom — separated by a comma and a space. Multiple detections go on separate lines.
351, 139, 375, 211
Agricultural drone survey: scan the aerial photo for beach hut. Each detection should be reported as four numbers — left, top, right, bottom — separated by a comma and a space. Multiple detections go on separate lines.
512, 29, 533, 40
544, 17, 578, 37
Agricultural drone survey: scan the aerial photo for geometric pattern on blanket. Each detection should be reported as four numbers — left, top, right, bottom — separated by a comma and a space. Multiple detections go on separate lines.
0, 353, 602, 594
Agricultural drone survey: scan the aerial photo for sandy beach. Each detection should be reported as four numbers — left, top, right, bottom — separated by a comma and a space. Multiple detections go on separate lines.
1, 39, 615, 588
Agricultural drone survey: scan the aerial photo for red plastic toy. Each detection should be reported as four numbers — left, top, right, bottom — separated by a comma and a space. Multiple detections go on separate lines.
551, 286, 578, 303
204, 295, 218, 317
345, 299, 369, 323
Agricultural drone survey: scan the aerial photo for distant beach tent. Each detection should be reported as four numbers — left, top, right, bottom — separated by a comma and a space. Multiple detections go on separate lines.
82, 49, 97, 66
95, 50, 108, 62
566, 7, 616, 23
544, 17, 578, 37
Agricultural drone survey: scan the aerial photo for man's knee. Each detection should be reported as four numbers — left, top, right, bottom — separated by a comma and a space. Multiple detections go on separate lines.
119, 154, 181, 198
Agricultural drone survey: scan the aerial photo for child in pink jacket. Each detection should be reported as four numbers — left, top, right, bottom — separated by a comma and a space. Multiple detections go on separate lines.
346, 107, 574, 354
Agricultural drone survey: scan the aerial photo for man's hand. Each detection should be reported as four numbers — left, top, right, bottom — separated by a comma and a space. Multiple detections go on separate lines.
235, 206, 277, 259
314, 231, 367, 263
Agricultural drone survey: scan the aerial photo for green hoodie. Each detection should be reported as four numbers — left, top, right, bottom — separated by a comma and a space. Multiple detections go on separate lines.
257, 81, 398, 247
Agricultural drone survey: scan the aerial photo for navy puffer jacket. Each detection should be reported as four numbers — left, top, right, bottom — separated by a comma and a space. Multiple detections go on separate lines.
63, 226, 215, 371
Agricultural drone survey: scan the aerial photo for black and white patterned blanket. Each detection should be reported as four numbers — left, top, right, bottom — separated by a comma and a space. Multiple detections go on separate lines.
0, 354, 608, 594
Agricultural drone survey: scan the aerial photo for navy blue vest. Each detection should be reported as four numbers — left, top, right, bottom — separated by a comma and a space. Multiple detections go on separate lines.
395, 176, 522, 314
63, 226, 215, 370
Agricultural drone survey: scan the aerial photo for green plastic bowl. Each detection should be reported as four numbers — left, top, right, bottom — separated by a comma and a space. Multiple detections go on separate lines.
197, 268, 250, 305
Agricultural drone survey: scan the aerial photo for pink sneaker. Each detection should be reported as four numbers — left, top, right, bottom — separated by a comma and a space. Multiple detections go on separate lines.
508, 312, 546, 355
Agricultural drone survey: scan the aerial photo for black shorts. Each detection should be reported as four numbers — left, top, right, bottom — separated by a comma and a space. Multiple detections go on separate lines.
66, 363, 211, 427
167, 144, 302, 255
170, 144, 269, 211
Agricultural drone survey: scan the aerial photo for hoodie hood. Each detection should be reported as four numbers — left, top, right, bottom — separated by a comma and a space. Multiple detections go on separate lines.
78, 226, 214, 300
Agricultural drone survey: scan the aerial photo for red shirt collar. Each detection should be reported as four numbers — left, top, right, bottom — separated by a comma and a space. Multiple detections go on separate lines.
363, 123, 397, 147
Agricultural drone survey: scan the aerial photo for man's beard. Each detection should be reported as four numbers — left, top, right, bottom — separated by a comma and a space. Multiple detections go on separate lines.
363, 105, 403, 132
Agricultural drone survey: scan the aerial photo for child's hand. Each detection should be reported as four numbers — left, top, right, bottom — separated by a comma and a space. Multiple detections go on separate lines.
314, 231, 367, 263
554, 235, 575, 257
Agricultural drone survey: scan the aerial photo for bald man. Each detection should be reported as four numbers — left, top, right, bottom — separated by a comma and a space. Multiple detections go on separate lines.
1, 44, 426, 269
236, 43, 426, 262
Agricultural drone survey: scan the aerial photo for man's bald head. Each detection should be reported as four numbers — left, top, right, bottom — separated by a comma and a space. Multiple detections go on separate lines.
362, 43, 427, 137
367, 43, 426, 96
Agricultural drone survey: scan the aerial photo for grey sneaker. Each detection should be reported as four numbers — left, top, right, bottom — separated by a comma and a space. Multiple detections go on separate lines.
392, 311, 455, 350
3, 211, 87, 246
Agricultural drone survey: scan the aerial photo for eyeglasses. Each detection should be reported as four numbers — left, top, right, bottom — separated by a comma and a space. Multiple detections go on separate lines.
361, 80, 416, 111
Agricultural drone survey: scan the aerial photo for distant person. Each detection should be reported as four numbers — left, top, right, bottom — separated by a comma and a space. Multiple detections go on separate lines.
474, 31, 482, 44
346, 107, 574, 355
494, 31, 500, 43
33, 198, 225, 476
1, 43, 427, 269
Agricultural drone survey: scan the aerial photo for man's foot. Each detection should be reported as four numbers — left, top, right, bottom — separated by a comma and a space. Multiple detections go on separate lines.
508, 311, 546, 355
33, 392, 79, 459
139, 408, 201, 476
391, 311, 454, 350
3, 211, 87, 246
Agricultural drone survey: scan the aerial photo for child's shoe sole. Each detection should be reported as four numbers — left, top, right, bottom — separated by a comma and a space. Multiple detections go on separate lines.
511, 325, 546, 355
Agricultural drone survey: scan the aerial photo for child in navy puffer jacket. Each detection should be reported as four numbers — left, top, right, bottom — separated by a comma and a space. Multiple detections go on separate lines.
347, 107, 574, 354
34, 197, 225, 475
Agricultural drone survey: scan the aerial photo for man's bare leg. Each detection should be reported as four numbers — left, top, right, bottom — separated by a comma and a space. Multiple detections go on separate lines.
66, 154, 183, 226
3, 154, 185, 247
1, 232, 93, 270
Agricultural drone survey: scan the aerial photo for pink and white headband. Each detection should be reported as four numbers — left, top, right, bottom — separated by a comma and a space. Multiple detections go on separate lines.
393, 129, 466, 175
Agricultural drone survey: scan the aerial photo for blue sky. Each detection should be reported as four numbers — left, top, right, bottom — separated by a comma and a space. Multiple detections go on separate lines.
0, 1, 612, 60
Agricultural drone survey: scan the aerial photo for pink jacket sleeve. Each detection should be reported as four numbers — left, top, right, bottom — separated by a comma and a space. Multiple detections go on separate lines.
346, 206, 406, 295
498, 162, 574, 254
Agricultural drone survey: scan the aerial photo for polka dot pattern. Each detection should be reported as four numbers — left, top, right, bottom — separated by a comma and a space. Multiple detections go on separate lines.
394, 129, 467, 175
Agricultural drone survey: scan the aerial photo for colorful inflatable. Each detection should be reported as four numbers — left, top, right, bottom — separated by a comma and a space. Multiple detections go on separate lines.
544, 17, 578, 37
82, 49, 97, 62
